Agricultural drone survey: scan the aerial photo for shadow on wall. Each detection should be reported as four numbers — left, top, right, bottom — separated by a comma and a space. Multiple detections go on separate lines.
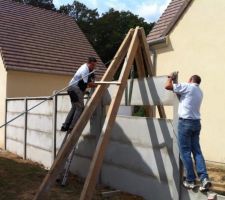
71, 115, 189, 200
69, 76, 190, 199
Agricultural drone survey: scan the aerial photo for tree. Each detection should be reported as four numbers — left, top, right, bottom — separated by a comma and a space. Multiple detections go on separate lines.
13, 0, 55, 10
59, 1, 99, 43
92, 9, 154, 63
59, 3, 154, 63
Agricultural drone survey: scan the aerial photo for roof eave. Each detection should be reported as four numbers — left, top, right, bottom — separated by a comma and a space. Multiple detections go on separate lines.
148, 36, 169, 49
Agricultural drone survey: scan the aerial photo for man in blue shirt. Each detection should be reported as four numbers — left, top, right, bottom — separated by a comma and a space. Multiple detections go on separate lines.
165, 73, 211, 191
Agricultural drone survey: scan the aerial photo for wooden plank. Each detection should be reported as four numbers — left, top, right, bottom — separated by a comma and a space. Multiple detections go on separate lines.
157, 105, 166, 118
79, 27, 140, 200
135, 47, 154, 117
135, 47, 146, 78
139, 28, 154, 76
33, 29, 134, 200
139, 28, 166, 118
95, 81, 121, 85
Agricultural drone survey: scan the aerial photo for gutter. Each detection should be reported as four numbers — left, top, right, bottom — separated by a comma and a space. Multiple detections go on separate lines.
148, 36, 168, 48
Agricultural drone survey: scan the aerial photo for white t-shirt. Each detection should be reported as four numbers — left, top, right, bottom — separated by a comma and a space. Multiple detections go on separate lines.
69, 63, 89, 86
173, 83, 203, 119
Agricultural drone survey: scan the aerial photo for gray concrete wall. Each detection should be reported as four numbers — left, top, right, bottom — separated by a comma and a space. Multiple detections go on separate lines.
6, 99, 54, 167
6, 100, 25, 157
70, 116, 180, 200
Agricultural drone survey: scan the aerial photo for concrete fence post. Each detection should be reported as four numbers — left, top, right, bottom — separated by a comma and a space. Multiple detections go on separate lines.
23, 97, 28, 159
52, 91, 57, 161
4, 99, 8, 150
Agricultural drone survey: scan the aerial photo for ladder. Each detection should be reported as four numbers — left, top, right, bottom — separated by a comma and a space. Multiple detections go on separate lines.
33, 26, 166, 200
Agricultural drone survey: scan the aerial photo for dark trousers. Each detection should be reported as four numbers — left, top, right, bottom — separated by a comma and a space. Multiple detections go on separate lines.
62, 85, 84, 131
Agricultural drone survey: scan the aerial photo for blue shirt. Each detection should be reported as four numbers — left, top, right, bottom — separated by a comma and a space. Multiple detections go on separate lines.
173, 83, 203, 119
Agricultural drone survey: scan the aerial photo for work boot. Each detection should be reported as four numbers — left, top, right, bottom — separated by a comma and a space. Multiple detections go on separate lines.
60, 125, 69, 132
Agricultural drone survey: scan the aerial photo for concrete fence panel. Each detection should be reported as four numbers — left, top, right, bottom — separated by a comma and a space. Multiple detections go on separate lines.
6, 100, 25, 157
71, 116, 180, 200
107, 76, 175, 106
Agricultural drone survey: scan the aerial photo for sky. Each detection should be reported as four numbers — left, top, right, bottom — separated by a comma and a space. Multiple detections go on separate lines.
53, 0, 171, 23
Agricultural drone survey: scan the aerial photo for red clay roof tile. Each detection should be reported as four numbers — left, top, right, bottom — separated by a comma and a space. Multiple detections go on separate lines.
147, 0, 192, 44
0, 0, 105, 79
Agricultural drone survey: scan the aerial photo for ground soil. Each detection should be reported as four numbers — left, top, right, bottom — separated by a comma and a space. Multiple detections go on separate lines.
0, 149, 224, 200
0, 150, 142, 200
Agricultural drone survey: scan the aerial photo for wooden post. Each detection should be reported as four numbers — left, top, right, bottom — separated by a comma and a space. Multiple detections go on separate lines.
128, 65, 135, 105
139, 28, 154, 76
79, 27, 140, 200
33, 29, 134, 200
135, 47, 146, 78
52, 91, 57, 161
23, 98, 28, 160
157, 105, 166, 118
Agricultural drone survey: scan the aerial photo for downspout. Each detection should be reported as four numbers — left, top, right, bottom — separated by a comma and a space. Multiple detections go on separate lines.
150, 47, 157, 75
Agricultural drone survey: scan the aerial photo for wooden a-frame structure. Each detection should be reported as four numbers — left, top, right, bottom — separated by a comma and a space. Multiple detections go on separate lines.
33, 26, 166, 200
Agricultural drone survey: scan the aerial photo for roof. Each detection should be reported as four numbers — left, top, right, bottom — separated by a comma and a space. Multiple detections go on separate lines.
147, 0, 192, 44
0, 0, 105, 79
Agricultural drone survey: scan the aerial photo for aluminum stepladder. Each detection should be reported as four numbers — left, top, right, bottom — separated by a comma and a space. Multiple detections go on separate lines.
56, 89, 94, 186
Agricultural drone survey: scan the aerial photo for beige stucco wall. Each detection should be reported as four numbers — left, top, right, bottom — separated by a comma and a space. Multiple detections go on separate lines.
7, 71, 71, 97
154, 0, 225, 163
0, 57, 7, 148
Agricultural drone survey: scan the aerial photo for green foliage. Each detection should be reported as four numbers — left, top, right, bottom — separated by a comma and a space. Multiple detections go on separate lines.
13, 0, 55, 10
93, 8, 154, 63
59, 1, 99, 40
133, 106, 146, 117
59, 2, 154, 63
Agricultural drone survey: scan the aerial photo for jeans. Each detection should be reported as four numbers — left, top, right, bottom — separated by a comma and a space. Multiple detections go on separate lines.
178, 119, 208, 182
62, 85, 84, 130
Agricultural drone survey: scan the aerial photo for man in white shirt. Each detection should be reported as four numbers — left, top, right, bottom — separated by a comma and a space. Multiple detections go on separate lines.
61, 57, 97, 132
165, 73, 211, 191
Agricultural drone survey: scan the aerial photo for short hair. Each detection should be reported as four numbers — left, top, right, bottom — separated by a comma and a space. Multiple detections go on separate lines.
191, 75, 201, 84
88, 57, 97, 63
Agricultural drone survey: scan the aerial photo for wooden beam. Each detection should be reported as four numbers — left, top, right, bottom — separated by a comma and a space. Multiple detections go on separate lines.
135, 47, 146, 78
33, 29, 134, 200
157, 105, 166, 118
79, 27, 140, 200
134, 44, 154, 117
139, 28, 166, 118
139, 28, 154, 76
95, 81, 121, 85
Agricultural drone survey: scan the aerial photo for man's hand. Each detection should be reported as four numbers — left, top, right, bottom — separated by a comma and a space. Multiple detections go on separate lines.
168, 71, 178, 81
165, 71, 178, 90
88, 82, 97, 88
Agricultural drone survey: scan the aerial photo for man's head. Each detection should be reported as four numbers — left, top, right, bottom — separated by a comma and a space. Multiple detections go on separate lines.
189, 75, 201, 85
87, 57, 97, 71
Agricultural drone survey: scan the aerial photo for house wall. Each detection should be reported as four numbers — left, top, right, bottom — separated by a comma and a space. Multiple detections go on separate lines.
0, 57, 7, 148
154, 0, 225, 163
6, 70, 71, 97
